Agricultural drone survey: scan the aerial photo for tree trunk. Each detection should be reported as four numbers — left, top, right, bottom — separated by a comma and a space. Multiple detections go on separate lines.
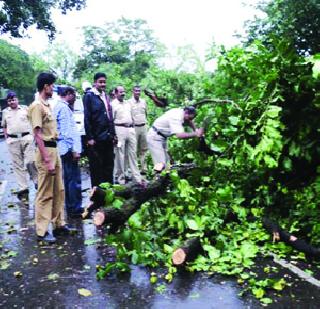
172, 238, 202, 266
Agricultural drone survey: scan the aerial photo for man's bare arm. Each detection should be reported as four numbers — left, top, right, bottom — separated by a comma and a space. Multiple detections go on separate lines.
34, 127, 55, 174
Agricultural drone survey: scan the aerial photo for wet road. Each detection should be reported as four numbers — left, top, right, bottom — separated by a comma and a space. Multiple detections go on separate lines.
0, 139, 319, 308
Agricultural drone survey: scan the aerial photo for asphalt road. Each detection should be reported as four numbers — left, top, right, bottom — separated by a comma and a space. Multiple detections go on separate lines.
0, 139, 319, 308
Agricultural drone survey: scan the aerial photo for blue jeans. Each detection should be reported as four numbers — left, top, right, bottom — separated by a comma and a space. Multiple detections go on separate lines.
61, 151, 82, 214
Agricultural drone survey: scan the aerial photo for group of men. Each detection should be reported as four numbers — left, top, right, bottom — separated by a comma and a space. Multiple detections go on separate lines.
1, 71, 203, 245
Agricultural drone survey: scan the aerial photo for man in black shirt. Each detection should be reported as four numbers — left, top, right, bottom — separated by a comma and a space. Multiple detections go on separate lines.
83, 72, 116, 186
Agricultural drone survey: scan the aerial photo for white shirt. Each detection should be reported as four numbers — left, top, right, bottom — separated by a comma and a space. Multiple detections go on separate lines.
1, 105, 32, 135
111, 98, 133, 125
152, 108, 184, 137
128, 97, 147, 125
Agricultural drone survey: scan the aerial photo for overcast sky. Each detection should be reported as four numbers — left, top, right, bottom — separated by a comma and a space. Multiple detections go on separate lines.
4, 0, 262, 66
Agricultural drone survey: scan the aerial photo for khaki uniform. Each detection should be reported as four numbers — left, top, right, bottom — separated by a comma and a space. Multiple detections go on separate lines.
112, 98, 141, 184
128, 97, 148, 173
147, 108, 185, 166
1, 105, 37, 191
28, 98, 65, 236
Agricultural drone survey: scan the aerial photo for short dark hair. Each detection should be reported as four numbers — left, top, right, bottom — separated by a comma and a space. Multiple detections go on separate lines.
6, 91, 17, 100
184, 106, 196, 115
37, 72, 56, 92
60, 86, 75, 97
93, 72, 106, 81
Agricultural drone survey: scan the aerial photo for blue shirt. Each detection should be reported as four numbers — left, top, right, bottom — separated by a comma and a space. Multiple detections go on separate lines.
54, 100, 82, 156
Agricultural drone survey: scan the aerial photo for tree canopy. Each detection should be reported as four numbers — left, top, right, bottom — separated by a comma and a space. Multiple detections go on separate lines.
0, 0, 86, 39
245, 0, 320, 55
0, 39, 36, 103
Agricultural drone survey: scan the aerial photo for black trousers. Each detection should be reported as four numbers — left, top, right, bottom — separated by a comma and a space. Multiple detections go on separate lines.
87, 140, 114, 187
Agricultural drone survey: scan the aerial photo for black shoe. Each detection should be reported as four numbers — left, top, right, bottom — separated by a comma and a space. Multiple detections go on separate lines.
53, 225, 77, 237
17, 189, 29, 200
37, 232, 56, 244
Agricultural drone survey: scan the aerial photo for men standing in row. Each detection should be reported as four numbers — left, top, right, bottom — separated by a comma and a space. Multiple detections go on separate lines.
1, 91, 37, 200
28, 72, 75, 244
128, 86, 148, 174
83, 72, 115, 186
147, 106, 204, 168
54, 87, 83, 217
112, 86, 141, 184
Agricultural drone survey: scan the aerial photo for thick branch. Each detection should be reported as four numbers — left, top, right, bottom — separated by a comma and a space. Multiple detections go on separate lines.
263, 218, 320, 258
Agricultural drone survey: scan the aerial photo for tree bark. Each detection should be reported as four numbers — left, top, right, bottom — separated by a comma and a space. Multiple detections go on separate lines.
90, 164, 196, 231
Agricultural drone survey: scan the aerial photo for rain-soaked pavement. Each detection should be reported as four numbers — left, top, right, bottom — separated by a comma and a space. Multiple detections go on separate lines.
0, 139, 320, 308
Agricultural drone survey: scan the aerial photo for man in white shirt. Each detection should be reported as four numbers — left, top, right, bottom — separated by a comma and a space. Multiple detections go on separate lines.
112, 86, 141, 184
1, 91, 37, 200
147, 106, 204, 168
127, 85, 148, 174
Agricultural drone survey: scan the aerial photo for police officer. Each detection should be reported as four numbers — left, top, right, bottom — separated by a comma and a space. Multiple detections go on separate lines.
127, 85, 148, 174
28, 72, 75, 244
1, 91, 37, 200
112, 86, 141, 184
147, 106, 204, 168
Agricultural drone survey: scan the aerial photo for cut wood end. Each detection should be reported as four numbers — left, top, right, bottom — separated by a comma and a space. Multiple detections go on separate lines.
93, 211, 105, 226
172, 248, 187, 266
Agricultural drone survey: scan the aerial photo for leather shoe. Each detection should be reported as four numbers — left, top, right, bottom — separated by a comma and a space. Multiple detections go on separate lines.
53, 225, 77, 237
37, 232, 56, 244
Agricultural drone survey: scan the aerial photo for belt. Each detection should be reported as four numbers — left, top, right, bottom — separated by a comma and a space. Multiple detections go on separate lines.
135, 123, 146, 127
152, 126, 167, 139
8, 132, 30, 138
43, 140, 57, 148
115, 123, 134, 128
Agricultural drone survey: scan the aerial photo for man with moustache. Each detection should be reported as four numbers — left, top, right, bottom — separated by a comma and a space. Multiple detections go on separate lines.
1, 91, 37, 201
83, 72, 116, 186
112, 86, 141, 184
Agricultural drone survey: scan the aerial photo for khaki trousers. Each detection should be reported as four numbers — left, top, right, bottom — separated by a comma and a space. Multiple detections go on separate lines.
147, 129, 170, 166
114, 126, 141, 184
135, 125, 148, 173
7, 135, 37, 191
35, 147, 66, 236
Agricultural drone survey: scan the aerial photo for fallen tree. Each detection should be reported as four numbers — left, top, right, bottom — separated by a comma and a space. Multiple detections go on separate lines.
84, 164, 196, 232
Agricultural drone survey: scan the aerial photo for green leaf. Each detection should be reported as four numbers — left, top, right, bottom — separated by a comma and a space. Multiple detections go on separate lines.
78, 288, 92, 297
47, 273, 59, 280
112, 199, 123, 209
186, 219, 199, 231
252, 287, 265, 299
260, 297, 273, 304
272, 278, 286, 291
163, 244, 173, 253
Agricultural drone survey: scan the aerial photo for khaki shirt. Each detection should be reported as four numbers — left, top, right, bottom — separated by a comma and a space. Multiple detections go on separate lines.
152, 108, 185, 137
128, 97, 147, 125
1, 105, 32, 135
28, 98, 58, 141
112, 98, 133, 125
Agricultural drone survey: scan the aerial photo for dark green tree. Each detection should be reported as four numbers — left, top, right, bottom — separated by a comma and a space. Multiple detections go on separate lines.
74, 18, 164, 81
0, 0, 86, 39
0, 39, 36, 103
245, 0, 320, 55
